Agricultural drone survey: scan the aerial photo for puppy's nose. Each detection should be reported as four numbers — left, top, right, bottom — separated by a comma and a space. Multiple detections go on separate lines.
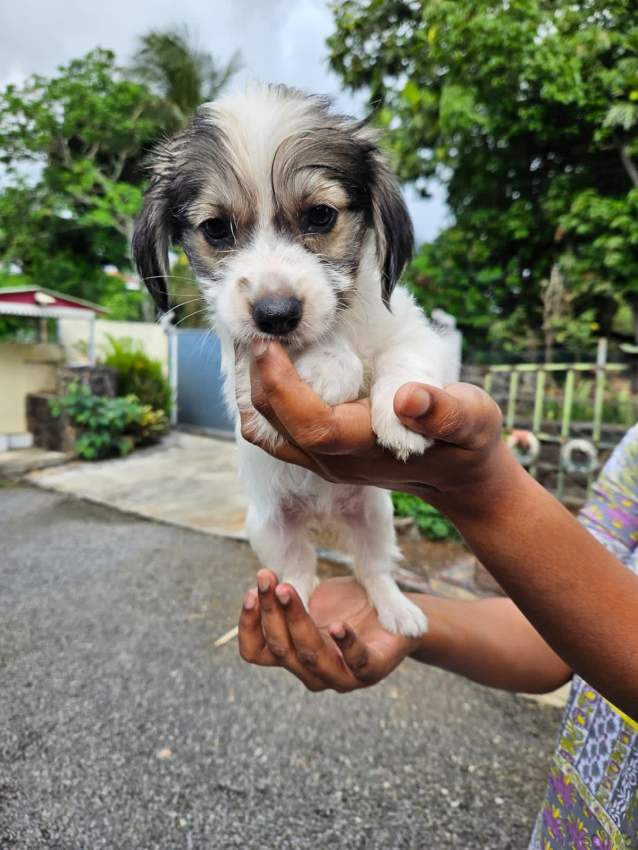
252, 296, 302, 335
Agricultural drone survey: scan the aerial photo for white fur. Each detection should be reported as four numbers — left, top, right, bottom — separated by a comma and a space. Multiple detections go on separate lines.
192, 87, 459, 636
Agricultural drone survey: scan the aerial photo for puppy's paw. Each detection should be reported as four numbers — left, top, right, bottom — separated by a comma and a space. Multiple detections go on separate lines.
376, 594, 428, 638
371, 403, 432, 462
295, 346, 363, 406
241, 409, 285, 451
362, 574, 428, 637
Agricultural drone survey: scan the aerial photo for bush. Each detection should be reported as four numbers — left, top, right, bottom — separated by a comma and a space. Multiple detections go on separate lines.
103, 335, 172, 414
50, 382, 168, 460
392, 491, 459, 542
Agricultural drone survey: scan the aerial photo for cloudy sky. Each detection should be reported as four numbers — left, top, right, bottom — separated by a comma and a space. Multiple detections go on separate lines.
0, 0, 448, 242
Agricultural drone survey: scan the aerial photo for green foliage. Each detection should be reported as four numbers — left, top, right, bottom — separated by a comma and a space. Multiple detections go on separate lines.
130, 26, 240, 133
542, 378, 636, 427
0, 36, 236, 311
392, 492, 459, 542
102, 335, 172, 414
99, 275, 145, 321
0, 49, 159, 305
50, 382, 168, 460
329, 0, 638, 349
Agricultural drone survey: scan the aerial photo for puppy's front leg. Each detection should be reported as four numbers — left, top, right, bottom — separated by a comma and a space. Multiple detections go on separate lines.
246, 505, 318, 608
370, 345, 440, 461
370, 293, 448, 461
294, 337, 363, 406
341, 487, 428, 637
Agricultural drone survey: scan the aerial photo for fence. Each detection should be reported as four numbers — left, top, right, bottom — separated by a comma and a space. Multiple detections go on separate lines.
482, 339, 634, 504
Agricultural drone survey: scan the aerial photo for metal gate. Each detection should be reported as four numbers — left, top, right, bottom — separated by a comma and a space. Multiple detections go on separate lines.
175, 329, 234, 435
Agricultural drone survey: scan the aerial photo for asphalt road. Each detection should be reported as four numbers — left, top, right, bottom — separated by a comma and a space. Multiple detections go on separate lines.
0, 484, 562, 850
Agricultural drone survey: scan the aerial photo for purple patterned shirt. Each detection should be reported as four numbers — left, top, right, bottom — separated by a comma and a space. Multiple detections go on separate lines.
529, 425, 638, 850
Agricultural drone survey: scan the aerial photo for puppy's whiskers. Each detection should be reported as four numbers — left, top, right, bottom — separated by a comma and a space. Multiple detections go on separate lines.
172, 307, 211, 327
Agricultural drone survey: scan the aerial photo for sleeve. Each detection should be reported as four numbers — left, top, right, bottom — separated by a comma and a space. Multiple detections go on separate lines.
579, 423, 638, 566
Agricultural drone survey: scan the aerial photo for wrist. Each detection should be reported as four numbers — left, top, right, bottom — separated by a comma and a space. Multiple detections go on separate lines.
432, 441, 528, 526
404, 594, 456, 667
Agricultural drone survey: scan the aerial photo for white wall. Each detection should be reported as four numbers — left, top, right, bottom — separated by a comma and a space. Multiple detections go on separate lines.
58, 319, 169, 375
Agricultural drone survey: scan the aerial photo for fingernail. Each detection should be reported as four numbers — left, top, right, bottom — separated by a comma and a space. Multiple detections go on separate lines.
404, 386, 431, 418
257, 576, 270, 594
252, 339, 270, 358
331, 625, 346, 640
243, 590, 256, 611
275, 587, 290, 606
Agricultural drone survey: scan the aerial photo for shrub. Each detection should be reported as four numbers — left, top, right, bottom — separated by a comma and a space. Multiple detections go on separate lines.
50, 382, 168, 460
103, 335, 172, 414
392, 491, 459, 542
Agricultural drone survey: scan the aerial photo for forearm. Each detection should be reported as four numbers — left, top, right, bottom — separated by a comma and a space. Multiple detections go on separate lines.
408, 594, 571, 693
438, 447, 638, 718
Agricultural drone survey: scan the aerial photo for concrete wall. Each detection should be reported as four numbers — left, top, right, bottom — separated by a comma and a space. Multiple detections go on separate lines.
0, 343, 64, 433
58, 319, 169, 375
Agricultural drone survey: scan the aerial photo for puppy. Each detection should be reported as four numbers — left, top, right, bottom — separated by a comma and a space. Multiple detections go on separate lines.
133, 84, 458, 636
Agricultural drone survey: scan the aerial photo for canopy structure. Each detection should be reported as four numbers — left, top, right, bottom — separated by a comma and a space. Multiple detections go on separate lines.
0, 286, 108, 364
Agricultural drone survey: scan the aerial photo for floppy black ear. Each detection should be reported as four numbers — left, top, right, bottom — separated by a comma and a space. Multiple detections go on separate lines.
132, 175, 172, 314
369, 151, 415, 306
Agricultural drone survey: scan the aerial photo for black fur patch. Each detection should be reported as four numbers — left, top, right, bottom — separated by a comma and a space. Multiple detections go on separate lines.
132, 114, 235, 313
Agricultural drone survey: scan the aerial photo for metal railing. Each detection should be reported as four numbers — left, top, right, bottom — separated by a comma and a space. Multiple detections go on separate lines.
482, 339, 631, 501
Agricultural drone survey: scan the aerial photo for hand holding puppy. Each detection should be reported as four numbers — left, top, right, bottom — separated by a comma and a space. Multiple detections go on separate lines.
241, 340, 512, 516
239, 571, 415, 692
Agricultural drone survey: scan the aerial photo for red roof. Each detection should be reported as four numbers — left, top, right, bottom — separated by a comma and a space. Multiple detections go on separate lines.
0, 286, 108, 314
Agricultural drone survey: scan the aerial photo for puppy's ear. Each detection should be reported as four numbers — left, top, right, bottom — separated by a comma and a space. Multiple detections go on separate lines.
369, 150, 414, 306
132, 152, 174, 314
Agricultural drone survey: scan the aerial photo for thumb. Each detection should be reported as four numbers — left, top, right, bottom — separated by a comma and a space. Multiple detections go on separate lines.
393, 382, 500, 449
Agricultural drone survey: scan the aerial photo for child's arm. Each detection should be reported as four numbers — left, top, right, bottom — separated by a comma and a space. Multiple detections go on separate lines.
242, 342, 638, 717
439, 442, 638, 719
240, 572, 571, 695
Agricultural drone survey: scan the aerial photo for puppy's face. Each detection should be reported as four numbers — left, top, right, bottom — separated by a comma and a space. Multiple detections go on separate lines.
133, 85, 413, 351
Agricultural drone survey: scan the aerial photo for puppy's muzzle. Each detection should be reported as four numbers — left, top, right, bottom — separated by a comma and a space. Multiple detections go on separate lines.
252, 296, 302, 336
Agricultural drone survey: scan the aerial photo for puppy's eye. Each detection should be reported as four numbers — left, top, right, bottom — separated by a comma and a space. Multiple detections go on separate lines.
201, 217, 233, 245
303, 204, 337, 234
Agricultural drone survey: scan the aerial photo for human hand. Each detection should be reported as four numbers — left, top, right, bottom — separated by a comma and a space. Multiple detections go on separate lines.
238, 570, 418, 692
241, 341, 514, 517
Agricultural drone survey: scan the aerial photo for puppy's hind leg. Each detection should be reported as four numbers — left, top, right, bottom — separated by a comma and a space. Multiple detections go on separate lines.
341, 488, 428, 638
245, 505, 318, 608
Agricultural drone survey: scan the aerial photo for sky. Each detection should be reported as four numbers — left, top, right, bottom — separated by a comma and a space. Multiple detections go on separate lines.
0, 0, 449, 242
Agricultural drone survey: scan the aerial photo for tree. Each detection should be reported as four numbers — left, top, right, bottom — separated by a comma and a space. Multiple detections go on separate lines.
0, 35, 238, 321
328, 0, 638, 353
0, 49, 159, 311
130, 26, 240, 134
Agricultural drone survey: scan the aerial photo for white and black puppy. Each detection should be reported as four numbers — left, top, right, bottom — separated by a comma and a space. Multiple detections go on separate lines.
133, 83, 458, 636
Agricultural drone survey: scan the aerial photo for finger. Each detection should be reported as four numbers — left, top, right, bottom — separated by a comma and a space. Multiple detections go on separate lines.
257, 571, 326, 690
253, 437, 316, 469
329, 622, 382, 684
252, 342, 338, 448
238, 407, 316, 469
254, 343, 377, 455
276, 584, 358, 691
394, 382, 501, 450
238, 588, 278, 666
257, 569, 291, 661
249, 346, 289, 437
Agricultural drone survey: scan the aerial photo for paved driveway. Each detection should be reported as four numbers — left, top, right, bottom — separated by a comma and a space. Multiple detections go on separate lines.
27, 432, 247, 540
1, 485, 561, 849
